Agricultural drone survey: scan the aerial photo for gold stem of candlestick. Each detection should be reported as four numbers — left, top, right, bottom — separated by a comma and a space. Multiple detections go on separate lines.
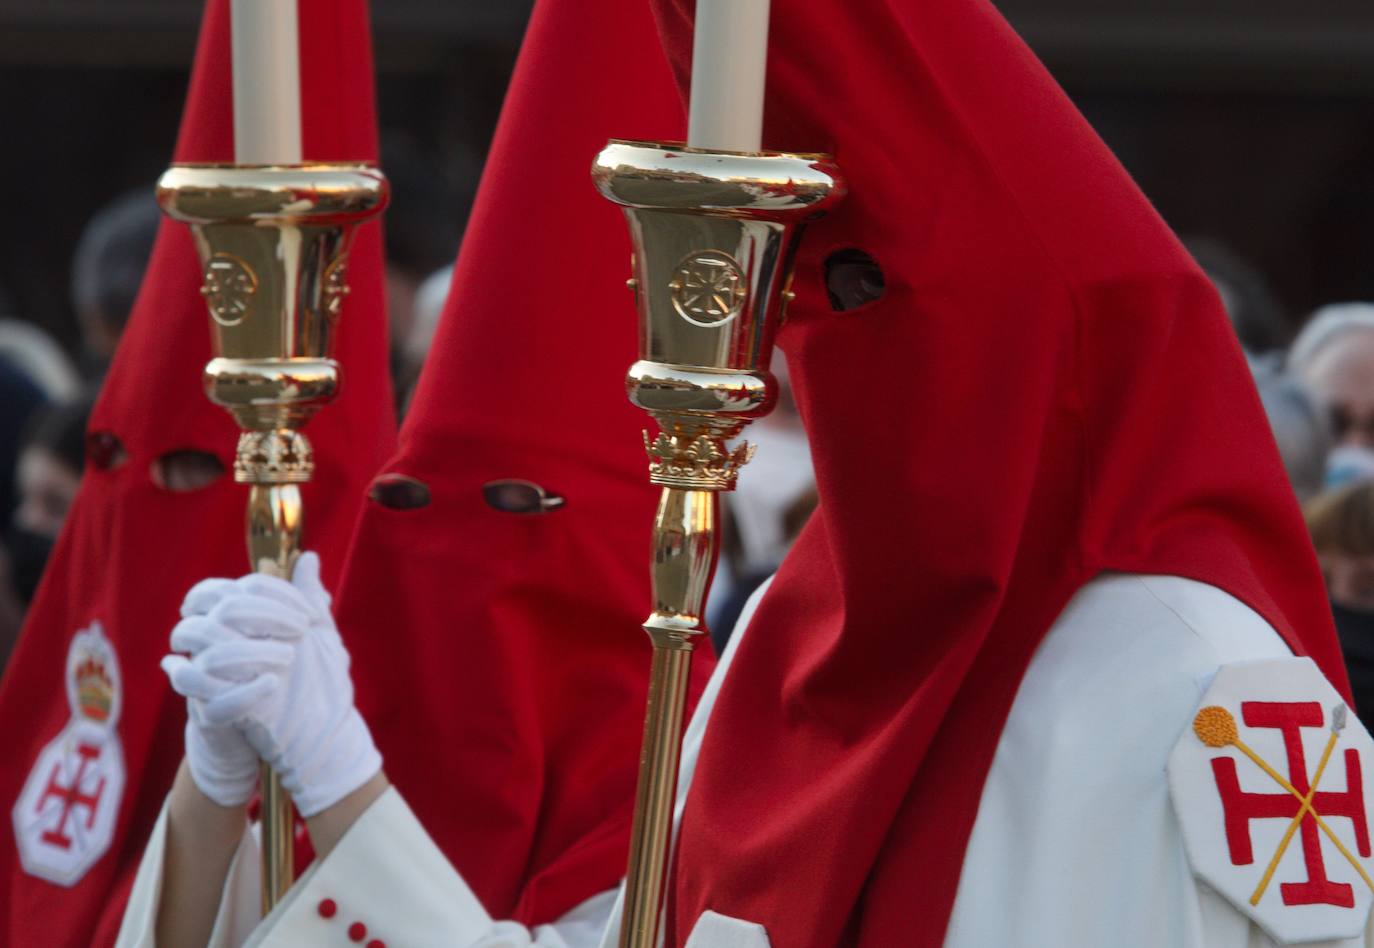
593, 140, 842, 948
621, 648, 693, 947
247, 480, 304, 578
258, 763, 294, 909
158, 163, 389, 915
247, 478, 305, 908
621, 487, 716, 948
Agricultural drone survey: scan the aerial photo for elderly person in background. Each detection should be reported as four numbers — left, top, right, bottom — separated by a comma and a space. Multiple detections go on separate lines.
1253, 364, 1332, 502
71, 187, 161, 372
1290, 303, 1374, 486
1307, 481, 1374, 720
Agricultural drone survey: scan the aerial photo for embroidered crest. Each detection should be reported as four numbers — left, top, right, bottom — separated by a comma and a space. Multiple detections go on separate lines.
1169, 657, 1374, 943
11, 621, 126, 886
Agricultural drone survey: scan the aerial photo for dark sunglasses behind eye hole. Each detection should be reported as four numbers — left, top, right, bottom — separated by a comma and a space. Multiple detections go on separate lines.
1332, 407, 1351, 438
369, 473, 432, 510
824, 248, 886, 312
482, 479, 565, 514
86, 431, 127, 471
1330, 407, 1374, 441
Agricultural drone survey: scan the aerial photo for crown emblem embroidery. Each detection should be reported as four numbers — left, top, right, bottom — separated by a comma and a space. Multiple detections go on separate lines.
73, 657, 114, 723
63, 621, 121, 732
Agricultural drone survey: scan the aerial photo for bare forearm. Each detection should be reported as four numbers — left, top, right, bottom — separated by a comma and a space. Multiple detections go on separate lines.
156, 759, 249, 948
304, 770, 389, 858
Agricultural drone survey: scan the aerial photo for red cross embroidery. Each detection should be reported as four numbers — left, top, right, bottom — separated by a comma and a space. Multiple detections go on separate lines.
35, 743, 105, 850
1211, 701, 1371, 907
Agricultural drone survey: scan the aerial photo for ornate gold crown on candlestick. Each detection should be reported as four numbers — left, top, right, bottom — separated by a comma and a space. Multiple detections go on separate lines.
157, 163, 388, 908
593, 141, 843, 948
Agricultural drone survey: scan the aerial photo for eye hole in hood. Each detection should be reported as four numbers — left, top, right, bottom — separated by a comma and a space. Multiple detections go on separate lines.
369, 473, 432, 511
151, 450, 225, 492
824, 248, 886, 312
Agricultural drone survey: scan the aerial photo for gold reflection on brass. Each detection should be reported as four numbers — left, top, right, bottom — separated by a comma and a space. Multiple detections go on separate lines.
157, 163, 388, 911
593, 141, 843, 948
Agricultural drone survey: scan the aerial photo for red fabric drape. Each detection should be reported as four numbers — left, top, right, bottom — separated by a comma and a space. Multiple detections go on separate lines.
647, 0, 1351, 945
335, 0, 712, 925
0, 3, 393, 944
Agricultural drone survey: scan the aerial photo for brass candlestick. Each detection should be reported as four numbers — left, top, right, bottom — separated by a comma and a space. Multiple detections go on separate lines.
593, 141, 842, 948
157, 163, 388, 910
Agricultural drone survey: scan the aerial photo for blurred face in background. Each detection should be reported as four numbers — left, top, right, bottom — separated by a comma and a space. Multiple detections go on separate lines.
1322, 551, 1374, 614
7, 443, 81, 605
1302, 328, 1374, 448
14, 445, 81, 540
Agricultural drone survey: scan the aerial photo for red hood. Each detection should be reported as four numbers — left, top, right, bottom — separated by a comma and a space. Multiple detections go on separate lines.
336, 0, 712, 926
649, 0, 1348, 944
0, 3, 393, 943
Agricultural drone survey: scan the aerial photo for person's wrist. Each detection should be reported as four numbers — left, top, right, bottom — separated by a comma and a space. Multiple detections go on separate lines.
168, 759, 251, 846
184, 719, 258, 808
303, 769, 390, 859
283, 706, 382, 817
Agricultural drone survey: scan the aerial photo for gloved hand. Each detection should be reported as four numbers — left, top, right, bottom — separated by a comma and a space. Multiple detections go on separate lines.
162, 552, 382, 817
161, 575, 288, 807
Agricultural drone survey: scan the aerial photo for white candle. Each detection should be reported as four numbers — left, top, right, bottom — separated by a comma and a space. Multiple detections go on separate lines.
230, 0, 302, 165
687, 0, 770, 152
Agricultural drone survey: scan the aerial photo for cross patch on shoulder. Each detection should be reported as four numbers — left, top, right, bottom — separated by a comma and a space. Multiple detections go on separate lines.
11, 621, 125, 886
1169, 657, 1374, 944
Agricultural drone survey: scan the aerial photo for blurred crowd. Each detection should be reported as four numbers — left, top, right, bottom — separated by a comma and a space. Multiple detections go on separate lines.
0, 184, 152, 672
1275, 304, 1374, 717
2, 160, 1374, 720
1197, 240, 1374, 722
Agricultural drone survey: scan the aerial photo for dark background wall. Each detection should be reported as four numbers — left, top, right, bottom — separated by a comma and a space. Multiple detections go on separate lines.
1003, 0, 1374, 330
0, 0, 1371, 352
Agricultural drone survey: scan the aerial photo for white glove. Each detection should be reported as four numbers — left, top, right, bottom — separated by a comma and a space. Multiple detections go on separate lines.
163, 552, 382, 817
161, 576, 289, 807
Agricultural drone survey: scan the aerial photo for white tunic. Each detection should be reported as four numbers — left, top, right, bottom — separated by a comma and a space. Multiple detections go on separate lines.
115, 574, 1374, 947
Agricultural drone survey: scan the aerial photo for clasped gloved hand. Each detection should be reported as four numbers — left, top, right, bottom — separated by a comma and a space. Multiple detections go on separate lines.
162, 551, 382, 817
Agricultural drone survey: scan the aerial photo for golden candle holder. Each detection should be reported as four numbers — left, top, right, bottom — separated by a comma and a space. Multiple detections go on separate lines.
156, 164, 388, 910
593, 141, 842, 948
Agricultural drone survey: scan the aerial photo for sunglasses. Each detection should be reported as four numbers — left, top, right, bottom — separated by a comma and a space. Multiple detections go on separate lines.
1330, 406, 1374, 443
369, 474, 566, 514
482, 479, 566, 514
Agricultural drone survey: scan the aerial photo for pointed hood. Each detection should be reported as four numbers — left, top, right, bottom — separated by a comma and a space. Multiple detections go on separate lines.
335, 0, 707, 925
647, 0, 1350, 944
0, 2, 393, 943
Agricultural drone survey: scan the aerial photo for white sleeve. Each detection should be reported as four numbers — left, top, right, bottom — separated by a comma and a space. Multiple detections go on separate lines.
246, 787, 613, 948
944, 574, 1369, 948
113, 797, 262, 948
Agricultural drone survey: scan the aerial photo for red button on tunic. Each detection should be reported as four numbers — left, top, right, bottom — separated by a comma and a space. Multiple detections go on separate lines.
366, 941, 386, 948
317, 899, 337, 919
348, 921, 367, 942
